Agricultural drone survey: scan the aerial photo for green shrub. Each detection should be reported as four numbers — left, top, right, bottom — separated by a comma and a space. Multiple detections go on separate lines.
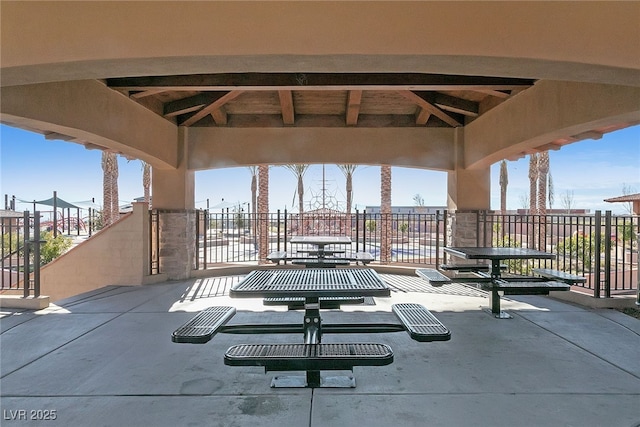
40, 231, 72, 265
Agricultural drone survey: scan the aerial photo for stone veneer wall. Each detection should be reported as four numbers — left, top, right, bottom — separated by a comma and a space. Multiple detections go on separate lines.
447, 211, 479, 247
158, 209, 196, 279
40, 203, 155, 303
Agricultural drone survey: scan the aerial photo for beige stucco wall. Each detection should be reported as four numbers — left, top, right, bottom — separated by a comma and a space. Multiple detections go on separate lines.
0, 81, 179, 169
39, 203, 158, 303
188, 127, 456, 171
2, 2, 638, 86
464, 81, 640, 169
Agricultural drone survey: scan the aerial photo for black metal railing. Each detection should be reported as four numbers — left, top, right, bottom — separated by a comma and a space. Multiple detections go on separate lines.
149, 209, 638, 299
480, 210, 638, 297
188, 209, 446, 267
1, 211, 42, 297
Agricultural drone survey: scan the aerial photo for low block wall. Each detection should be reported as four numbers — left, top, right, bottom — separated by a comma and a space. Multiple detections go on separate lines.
40, 203, 157, 303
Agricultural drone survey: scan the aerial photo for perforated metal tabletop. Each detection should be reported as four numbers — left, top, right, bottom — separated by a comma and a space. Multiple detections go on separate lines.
230, 268, 391, 298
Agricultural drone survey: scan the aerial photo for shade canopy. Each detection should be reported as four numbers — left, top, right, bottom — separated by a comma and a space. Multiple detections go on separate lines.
22, 197, 81, 210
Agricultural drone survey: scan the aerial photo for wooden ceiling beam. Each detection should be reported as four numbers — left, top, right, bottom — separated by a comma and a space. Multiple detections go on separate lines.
106, 73, 534, 91
430, 93, 479, 117
210, 108, 228, 126
398, 91, 462, 127
415, 108, 431, 125
130, 89, 167, 99
164, 93, 229, 117
180, 91, 243, 126
278, 90, 295, 125
472, 89, 511, 99
346, 90, 362, 126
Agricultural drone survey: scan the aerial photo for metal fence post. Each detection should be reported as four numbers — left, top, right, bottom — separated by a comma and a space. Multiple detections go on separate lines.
23, 211, 31, 298
283, 209, 288, 253
604, 211, 612, 298
277, 209, 281, 251
32, 211, 41, 298
355, 209, 360, 252
637, 232, 640, 306
593, 211, 601, 298
195, 210, 200, 270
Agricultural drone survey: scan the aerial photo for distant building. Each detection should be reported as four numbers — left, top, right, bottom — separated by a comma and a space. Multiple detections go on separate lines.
515, 209, 590, 215
604, 193, 640, 215
364, 206, 447, 215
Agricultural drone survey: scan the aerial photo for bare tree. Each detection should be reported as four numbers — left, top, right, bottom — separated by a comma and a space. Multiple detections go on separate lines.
413, 193, 425, 206
561, 190, 575, 213
622, 183, 637, 215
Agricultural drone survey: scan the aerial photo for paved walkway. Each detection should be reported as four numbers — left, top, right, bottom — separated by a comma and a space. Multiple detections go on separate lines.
1, 273, 639, 426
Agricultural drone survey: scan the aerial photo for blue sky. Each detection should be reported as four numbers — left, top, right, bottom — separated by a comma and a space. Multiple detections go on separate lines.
1, 124, 638, 214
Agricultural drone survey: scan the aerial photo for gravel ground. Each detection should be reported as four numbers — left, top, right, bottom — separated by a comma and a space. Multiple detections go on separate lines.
617, 307, 640, 319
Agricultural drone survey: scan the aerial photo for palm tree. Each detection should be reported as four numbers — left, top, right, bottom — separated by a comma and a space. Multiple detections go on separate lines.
499, 159, 509, 238
537, 151, 550, 250
257, 164, 269, 263
101, 151, 119, 226
142, 161, 151, 206
380, 165, 392, 264
499, 160, 508, 214
528, 153, 538, 248
283, 164, 309, 214
101, 151, 112, 226
247, 166, 258, 249
337, 164, 358, 215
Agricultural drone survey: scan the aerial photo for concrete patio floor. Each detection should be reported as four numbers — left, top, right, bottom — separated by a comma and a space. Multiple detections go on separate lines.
1, 272, 639, 427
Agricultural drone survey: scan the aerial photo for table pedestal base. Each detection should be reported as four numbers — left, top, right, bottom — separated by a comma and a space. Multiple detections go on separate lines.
271, 373, 356, 388
483, 308, 512, 319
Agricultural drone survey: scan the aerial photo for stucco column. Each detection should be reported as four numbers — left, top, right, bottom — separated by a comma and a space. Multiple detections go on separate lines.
152, 129, 197, 279
446, 129, 491, 248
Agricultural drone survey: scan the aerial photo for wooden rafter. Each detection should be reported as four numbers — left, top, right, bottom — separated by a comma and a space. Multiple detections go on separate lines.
211, 108, 228, 126
164, 93, 230, 117
430, 93, 479, 117
398, 91, 462, 127
130, 89, 167, 99
415, 108, 431, 125
278, 90, 295, 125
180, 91, 243, 126
346, 90, 362, 126
472, 89, 511, 99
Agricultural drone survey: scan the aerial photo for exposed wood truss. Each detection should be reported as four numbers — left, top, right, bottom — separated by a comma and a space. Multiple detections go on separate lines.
106, 72, 534, 128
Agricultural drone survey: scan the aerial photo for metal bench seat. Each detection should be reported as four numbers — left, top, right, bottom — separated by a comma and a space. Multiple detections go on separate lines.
291, 258, 351, 268
483, 280, 570, 295
224, 343, 394, 371
266, 251, 288, 264
415, 268, 452, 286
532, 268, 586, 284
263, 295, 365, 310
440, 263, 506, 272
172, 306, 236, 344
297, 249, 345, 256
392, 303, 451, 342
354, 251, 374, 265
